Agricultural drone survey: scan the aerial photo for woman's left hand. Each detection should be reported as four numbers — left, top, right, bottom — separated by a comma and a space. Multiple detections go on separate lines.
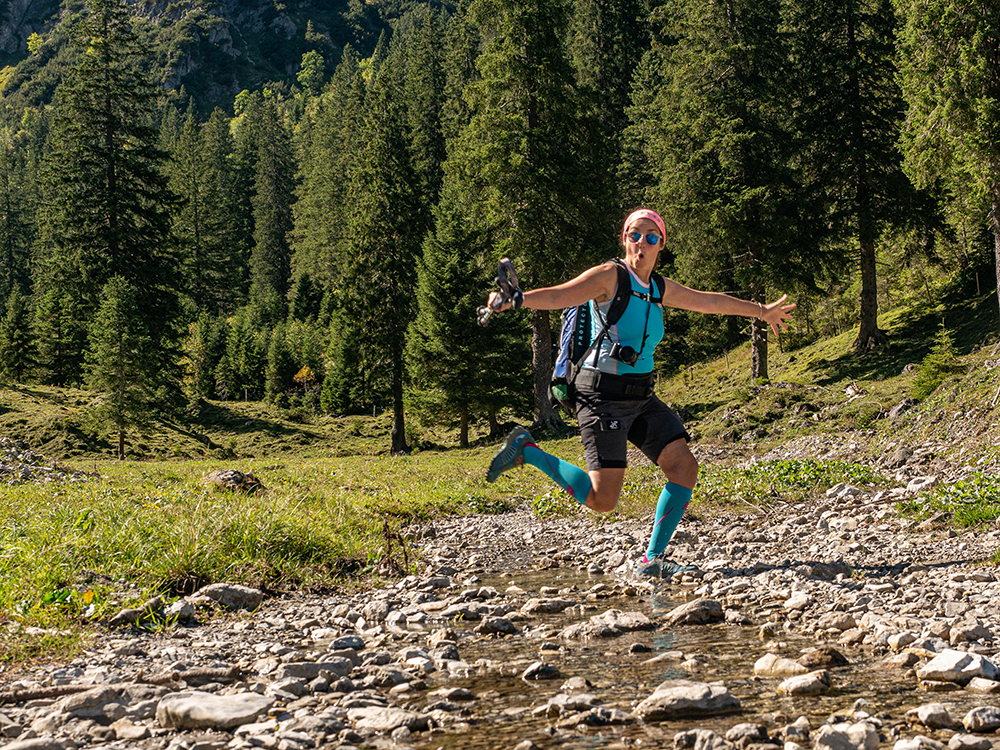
760, 295, 796, 336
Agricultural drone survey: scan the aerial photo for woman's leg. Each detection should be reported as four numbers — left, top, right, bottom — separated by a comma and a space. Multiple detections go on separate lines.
643, 438, 699, 561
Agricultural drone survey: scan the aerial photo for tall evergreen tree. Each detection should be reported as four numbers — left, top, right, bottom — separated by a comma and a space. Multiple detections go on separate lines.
408, 182, 531, 446
34, 0, 181, 390
168, 107, 239, 314
290, 48, 366, 291
0, 287, 34, 383
200, 108, 243, 311
635, 0, 798, 380
33, 289, 88, 386
783, 0, 915, 350
85, 276, 156, 460
895, 0, 1000, 326
248, 97, 296, 325
0, 130, 35, 304
450, 0, 609, 428
340, 50, 422, 454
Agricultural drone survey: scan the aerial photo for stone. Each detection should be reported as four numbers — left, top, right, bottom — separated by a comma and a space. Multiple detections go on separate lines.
559, 609, 654, 639
273, 659, 353, 680
777, 670, 831, 696
798, 646, 849, 669
663, 599, 724, 626
675, 728, 729, 750
194, 583, 265, 611
111, 718, 151, 740
754, 653, 808, 677
895, 738, 947, 750
918, 650, 999, 685
522, 661, 560, 680
726, 723, 771, 748
906, 703, 959, 730
635, 680, 741, 721
814, 722, 879, 750
156, 691, 275, 730
2, 740, 73, 750
205, 469, 263, 492
521, 598, 576, 615
948, 734, 994, 750
346, 706, 429, 732
963, 706, 1000, 733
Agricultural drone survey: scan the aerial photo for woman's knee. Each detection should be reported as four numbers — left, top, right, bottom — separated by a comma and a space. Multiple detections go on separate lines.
658, 443, 699, 487
587, 487, 619, 514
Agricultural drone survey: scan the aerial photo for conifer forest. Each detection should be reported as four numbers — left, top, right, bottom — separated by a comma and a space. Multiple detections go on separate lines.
0, 0, 998, 455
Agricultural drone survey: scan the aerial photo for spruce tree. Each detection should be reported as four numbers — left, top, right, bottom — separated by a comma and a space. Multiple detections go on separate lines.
635, 0, 798, 380
0, 130, 35, 305
407, 182, 531, 446
0, 288, 34, 384
248, 97, 296, 326
340, 49, 422, 454
290, 48, 366, 292
34, 0, 181, 391
449, 0, 609, 428
895, 0, 1000, 327
85, 276, 156, 460
783, 0, 915, 350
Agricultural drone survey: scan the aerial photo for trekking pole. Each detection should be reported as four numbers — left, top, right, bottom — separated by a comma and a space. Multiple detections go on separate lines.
477, 257, 521, 326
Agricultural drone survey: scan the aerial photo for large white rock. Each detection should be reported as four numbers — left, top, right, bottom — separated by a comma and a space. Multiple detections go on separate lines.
347, 706, 429, 732
777, 670, 831, 696
156, 691, 275, 730
917, 650, 999, 685
813, 722, 878, 750
754, 653, 809, 677
635, 680, 740, 721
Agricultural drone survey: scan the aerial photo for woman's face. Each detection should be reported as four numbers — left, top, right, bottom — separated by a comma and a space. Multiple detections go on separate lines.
623, 218, 661, 278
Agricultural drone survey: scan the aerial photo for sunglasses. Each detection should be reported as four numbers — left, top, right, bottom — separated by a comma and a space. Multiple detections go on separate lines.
627, 231, 661, 246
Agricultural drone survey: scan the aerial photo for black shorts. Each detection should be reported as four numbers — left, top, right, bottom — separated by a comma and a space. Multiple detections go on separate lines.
574, 389, 690, 471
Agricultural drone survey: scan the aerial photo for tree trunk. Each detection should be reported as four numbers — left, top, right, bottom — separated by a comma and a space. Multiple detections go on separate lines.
847, 9, 887, 352
488, 407, 500, 438
117, 428, 125, 461
459, 406, 469, 449
390, 340, 408, 455
992, 187, 1000, 329
749, 283, 768, 381
530, 309, 562, 431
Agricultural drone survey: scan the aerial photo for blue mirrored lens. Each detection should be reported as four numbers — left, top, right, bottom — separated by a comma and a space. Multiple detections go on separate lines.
629, 232, 661, 246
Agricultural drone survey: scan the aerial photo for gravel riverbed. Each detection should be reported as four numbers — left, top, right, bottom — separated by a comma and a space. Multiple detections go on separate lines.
3, 438, 1000, 750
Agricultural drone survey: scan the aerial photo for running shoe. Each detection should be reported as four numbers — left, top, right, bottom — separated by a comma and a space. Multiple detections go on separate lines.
635, 554, 697, 579
486, 426, 533, 482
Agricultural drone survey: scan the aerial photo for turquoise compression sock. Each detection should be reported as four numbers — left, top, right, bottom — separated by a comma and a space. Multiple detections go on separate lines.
644, 482, 693, 560
522, 444, 592, 504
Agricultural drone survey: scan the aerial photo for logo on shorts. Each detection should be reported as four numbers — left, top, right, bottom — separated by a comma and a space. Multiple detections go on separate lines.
604, 419, 621, 431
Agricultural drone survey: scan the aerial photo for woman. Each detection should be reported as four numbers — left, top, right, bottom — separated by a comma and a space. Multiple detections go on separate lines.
485, 208, 796, 577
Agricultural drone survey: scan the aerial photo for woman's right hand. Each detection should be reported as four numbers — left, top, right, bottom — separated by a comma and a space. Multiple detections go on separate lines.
488, 290, 511, 312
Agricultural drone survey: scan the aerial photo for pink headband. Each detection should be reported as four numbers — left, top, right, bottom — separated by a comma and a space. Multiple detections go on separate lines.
622, 209, 666, 245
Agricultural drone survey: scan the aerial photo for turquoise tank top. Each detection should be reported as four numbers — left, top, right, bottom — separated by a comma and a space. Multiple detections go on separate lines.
584, 264, 664, 375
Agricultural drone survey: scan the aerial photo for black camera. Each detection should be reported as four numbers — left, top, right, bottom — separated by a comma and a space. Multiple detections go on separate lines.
609, 343, 638, 366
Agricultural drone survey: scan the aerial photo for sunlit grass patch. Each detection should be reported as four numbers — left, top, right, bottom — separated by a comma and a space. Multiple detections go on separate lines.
694, 458, 883, 510
898, 473, 1000, 528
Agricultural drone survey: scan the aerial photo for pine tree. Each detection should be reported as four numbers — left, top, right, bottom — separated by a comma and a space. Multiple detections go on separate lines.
85, 276, 156, 460
290, 48, 367, 292
199, 108, 243, 312
34, 0, 182, 391
449, 0, 610, 428
33, 289, 88, 386
635, 0, 798, 380
339, 48, 422, 454
407, 182, 531, 446
0, 287, 34, 383
783, 0, 915, 350
168, 107, 239, 314
895, 0, 1000, 328
248, 97, 296, 326
0, 130, 35, 305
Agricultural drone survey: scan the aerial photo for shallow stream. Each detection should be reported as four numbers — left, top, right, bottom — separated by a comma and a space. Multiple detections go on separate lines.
389, 569, 984, 750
